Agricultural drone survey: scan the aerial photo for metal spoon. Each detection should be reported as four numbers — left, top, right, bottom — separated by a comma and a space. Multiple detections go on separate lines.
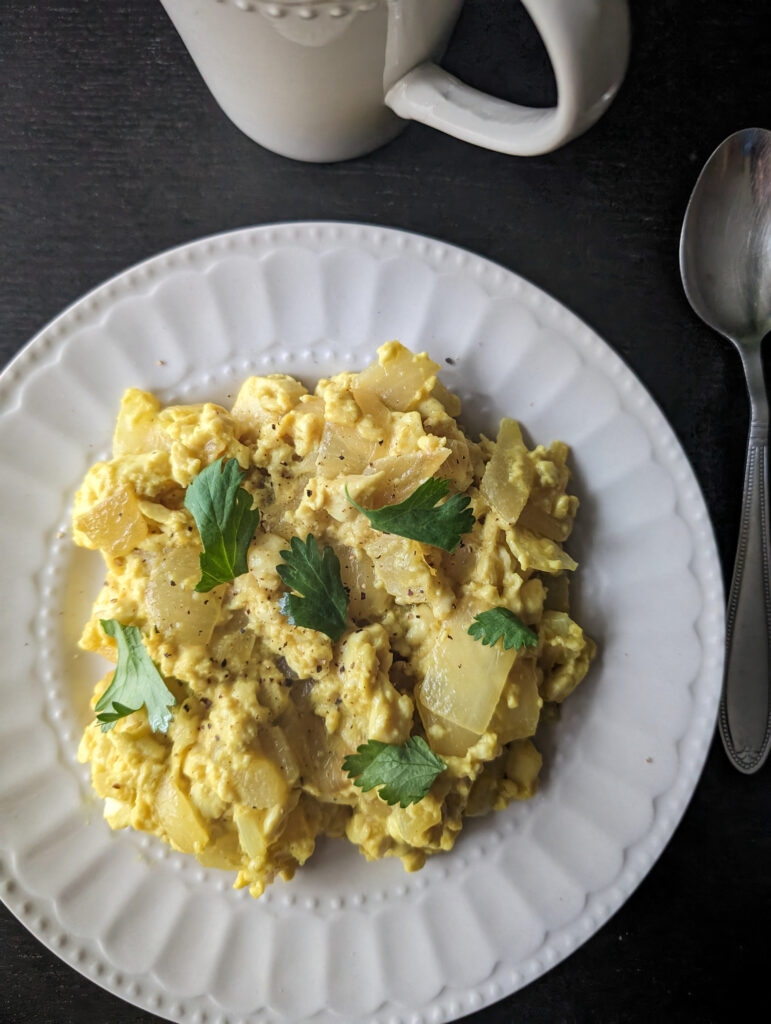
680, 127, 771, 774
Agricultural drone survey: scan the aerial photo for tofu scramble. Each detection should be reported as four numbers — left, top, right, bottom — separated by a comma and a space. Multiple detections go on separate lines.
75, 342, 595, 897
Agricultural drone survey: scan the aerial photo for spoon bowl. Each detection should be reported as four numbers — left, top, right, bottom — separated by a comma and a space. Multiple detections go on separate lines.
681, 129, 771, 345
679, 127, 771, 773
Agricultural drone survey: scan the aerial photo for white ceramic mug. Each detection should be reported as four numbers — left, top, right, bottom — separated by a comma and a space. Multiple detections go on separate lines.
160, 0, 630, 163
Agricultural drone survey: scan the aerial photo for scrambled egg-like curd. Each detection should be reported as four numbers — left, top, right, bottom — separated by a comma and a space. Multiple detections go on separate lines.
75, 342, 595, 897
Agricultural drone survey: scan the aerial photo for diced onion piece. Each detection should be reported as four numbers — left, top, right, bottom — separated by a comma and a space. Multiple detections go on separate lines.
259, 725, 301, 785
541, 609, 580, 638
304, 739, 351, 797
505, 525, 577, 574
361, 448, 449, 507
490, 657, 543, 743
234, 807, 267, 862
112, 388, 168, 456
367, 535, 433, 604
296, 394, 324, 415
145, 546, 223, 645
430, 379, 462, 418
442, 525, 479, 586
74, 486, 148, 557
434, 438, 473, 491
155, 774, 209, 853
417, 605, 516, 734
209, 609, 256, 672
339, 547, 389, 620
543, 574, 570, 612
351, 383, 390, 428
315, 421, 375, 478
259, 471, 311, 532
417, 701, 480, 757
517, 501, 574, 542
356, 343, 439, 412
279, 710, 350, 797
481, 418, 534, 523
195, 832, 242, 869
136, 500, 180, 525
233, 756, 288, 809
464, 759, 507, 817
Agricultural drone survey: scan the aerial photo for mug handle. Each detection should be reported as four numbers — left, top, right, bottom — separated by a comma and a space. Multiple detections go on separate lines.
384, 0, 630, 156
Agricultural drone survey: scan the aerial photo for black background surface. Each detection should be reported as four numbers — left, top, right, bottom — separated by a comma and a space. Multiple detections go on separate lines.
1, 2, 768, 1022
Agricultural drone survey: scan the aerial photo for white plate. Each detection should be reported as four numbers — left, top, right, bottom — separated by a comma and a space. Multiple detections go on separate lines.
0, 223, 724, 1024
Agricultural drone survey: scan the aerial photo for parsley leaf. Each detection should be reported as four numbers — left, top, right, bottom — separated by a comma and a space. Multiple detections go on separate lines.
343, 736, 447, 807
467, 607, 538, 651
346, 477, 474, 552
184, 457, 261, 592
95, 619, 176, 733
277, 534, 349, 642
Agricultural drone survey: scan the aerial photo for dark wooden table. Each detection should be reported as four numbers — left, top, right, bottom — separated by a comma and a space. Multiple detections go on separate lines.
1, 2, 768, 1021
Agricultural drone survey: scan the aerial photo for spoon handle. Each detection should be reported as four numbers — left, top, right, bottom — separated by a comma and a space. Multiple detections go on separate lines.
721, 421, 771, 773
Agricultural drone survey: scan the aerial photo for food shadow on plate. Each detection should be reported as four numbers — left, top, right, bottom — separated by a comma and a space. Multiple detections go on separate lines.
271, 832, 409, 898
449, 387, 497, 443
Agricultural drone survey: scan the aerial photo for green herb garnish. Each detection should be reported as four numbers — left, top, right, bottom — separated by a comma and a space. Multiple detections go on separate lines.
467, 607, 538, 651
184, 457, 260, 592
343, 736, 447, 807
95, 619, 176, 733
346, 477, 474, 552
277, 534, 349, 642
